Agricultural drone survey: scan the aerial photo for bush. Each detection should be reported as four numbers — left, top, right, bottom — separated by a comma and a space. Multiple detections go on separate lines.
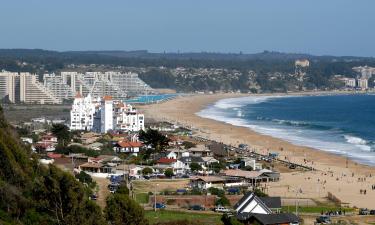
142, 167, 153, 175
216, 196, 230, 206
164, 168, 174, 178
208, 187, 225, 197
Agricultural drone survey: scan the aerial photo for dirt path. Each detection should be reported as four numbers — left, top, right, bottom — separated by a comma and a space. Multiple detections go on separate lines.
93, 177, 110, 208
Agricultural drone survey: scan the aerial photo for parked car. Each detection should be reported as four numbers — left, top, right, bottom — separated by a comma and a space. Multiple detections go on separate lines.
189, 205, 205, 211
214, 206, 230, 213
359, 208, 370, 215
316, 215, 331, 224
153, 203, 166, 209
370, 210, 375, 215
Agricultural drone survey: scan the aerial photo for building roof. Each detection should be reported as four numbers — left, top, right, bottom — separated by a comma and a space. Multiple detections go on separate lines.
223, 169, 263, 179
157, 158, 177, 164
259, 197, 282, 209
234, 192, 272, 214
191, 176, 225, 183
236, 213, 299, 224
117, 141, 143, 148
80, 162, 103, 169
103, 95, 113, 101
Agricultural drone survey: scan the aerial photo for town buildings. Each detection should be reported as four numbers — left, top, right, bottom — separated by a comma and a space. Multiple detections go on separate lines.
70, 94, 144, 133
70, 94, 96, 131
358, 78, 368, 90
0, 70, 153, 104
0, 71, 60, 104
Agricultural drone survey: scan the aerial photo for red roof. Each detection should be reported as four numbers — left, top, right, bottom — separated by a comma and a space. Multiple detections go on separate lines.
103, 95, 112, 101
157, 158, 177, 164
47, 153, 63, 159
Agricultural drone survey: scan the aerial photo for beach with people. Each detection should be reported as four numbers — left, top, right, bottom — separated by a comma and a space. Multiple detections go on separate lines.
140, 93, 375, 208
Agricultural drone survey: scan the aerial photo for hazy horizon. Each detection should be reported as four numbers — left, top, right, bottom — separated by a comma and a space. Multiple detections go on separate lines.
1, 0, 374, 57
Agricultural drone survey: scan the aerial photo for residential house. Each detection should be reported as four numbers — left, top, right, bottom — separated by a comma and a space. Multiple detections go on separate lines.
113, 141, 143, 155
188, 146, 212, 157
179, 156, 205, 170
201, 156, 219, 167
233, 192, 296, 225
190, 176, 226, 190
79, 162, 114, 174
155, 158, 185, 174
242, 157, 262, 170
87, 142, 103, 151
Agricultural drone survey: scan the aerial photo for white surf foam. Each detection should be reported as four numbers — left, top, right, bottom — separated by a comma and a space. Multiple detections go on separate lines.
196, 96, 375, 166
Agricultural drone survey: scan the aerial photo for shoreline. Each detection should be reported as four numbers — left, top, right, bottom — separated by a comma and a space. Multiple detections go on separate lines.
140, 92, 375, 208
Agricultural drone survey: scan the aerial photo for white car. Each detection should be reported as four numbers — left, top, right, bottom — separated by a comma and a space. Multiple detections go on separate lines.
215, 206, 230, 213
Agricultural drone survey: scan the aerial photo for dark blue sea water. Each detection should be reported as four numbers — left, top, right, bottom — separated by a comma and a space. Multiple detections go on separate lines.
197, 94, 375, 165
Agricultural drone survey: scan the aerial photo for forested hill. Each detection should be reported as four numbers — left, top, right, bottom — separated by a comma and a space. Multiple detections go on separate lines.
1, 49, 375, 92
0, 107, 105, 225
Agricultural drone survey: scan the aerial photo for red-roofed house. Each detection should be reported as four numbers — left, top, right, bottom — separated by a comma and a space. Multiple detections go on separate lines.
113, 141, 143, 155
155, 157, 186, 174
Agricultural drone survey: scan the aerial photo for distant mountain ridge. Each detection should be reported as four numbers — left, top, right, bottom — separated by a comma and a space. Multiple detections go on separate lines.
0, 49, 373, 62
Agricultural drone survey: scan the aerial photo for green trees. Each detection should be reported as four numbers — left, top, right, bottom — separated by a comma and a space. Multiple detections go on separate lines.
139, 129, 170, 152
182, 141, 196, 149
221, 213, 243, 225
51, 124, 71, 147
164, 168, 174, 178
105, 184, 148, 225
189, 162, 202, 172
0, 107, 147, 225
142, 167, 153, 175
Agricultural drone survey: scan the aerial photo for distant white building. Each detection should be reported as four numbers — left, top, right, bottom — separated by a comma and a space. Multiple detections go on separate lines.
68, 95, 145, 134
342, 78, 356, 88
358, 78, 368, 90
70, 93, 96, 131
93, 96, 114, 133
114, 102, 145, 132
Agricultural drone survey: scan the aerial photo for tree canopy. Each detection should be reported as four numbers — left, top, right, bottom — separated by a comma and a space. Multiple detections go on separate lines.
139, 129, 170, 152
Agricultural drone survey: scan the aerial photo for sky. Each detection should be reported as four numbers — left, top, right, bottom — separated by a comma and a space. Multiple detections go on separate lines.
0, 0, 374, 57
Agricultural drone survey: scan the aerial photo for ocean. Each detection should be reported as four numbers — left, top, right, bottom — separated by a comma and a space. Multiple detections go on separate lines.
197, 94, 375, 166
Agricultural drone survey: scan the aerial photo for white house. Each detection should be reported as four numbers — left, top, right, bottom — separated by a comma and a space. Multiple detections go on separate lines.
155, 158, 186, 174
234, 192, 272, 214
190, 176, 226, 190
113, 141, 143, 156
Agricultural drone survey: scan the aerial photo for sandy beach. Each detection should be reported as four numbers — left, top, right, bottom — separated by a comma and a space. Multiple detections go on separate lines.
140, 93, 375, 209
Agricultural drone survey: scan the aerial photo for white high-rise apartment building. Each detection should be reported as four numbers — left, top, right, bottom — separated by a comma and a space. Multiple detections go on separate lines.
70, 94, 96, 131
0, 71, 60, 104
100, 96, 114, 133
342, 78, 356, 87
71, 94, 145, 133
357, 78, 368, 90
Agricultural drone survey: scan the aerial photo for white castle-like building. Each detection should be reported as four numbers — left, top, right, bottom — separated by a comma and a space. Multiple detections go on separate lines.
0, 70, 153, 104
70, 94, 144, 133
